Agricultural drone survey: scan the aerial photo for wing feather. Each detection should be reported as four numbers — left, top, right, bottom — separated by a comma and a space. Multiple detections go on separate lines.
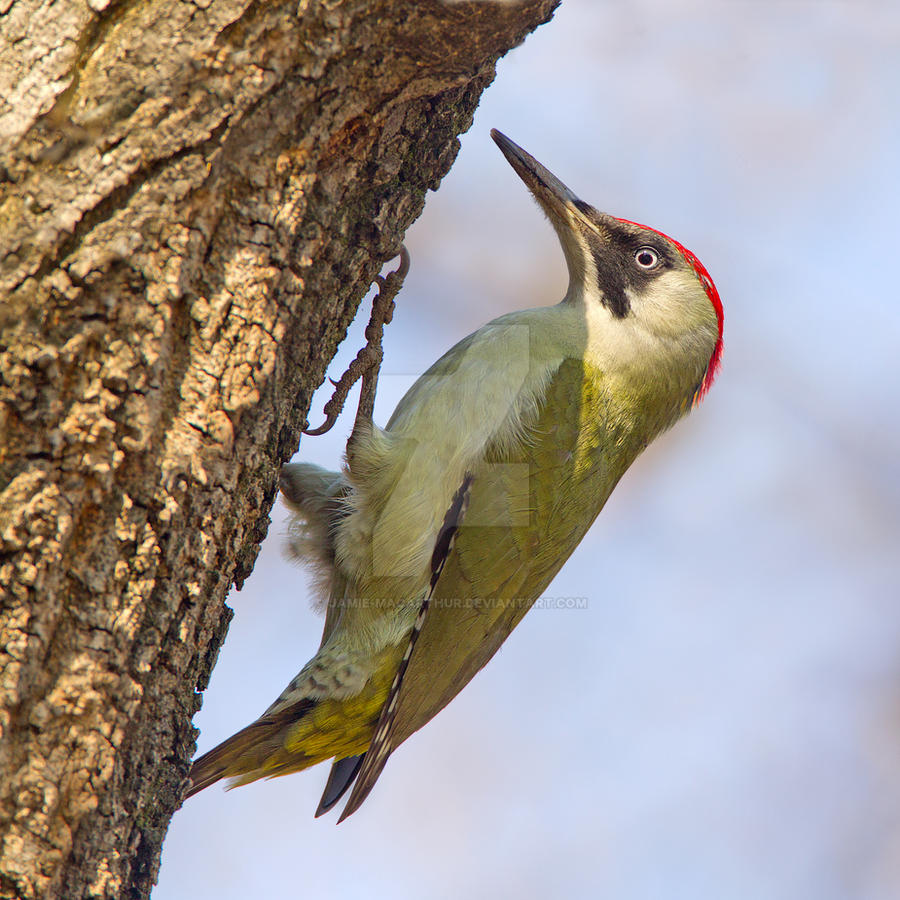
338, 474, 475, 821
335, 358, 635, 818
389, 357, 631, 750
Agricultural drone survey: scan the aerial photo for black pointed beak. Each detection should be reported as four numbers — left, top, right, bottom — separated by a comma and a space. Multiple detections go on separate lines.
491, 129, 583, 223
492, 130, 617, 292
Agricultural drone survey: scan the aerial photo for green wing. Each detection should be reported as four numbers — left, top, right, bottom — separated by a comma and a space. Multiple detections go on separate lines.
339, 357, 641, 817
391, 356, 634, 744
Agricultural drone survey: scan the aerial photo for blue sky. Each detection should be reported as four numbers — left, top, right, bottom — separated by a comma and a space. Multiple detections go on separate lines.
157, 3, 900, 898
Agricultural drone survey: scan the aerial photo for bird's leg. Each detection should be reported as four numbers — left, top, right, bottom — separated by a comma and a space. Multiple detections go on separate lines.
303, 245, 410, 438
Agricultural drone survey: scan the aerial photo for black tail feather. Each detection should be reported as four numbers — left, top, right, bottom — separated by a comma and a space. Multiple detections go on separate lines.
315, 754, 365, 816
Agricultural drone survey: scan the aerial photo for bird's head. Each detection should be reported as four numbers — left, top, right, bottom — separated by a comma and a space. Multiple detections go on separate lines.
491, 129, 723, 403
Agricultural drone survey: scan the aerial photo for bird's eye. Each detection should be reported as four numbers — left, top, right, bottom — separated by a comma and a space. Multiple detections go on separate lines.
634, 247, 659, 269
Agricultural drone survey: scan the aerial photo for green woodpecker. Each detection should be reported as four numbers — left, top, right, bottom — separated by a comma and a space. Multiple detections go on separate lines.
187, 130, 724, 821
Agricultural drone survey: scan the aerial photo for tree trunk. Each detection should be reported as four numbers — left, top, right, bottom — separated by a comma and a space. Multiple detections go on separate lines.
0, 1, 558, 896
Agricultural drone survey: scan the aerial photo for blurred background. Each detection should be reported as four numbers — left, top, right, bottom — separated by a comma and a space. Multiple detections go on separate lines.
157, 2, 900, 898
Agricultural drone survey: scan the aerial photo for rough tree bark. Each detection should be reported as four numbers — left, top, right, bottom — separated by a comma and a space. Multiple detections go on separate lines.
0, 1, 559, 897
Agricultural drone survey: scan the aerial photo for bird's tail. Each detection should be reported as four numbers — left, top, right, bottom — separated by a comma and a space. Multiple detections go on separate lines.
185, 644, 404, 798
185, 698, 317, 798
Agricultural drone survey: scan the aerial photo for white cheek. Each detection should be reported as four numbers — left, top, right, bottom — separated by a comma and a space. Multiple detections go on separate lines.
626, 270, 710, 338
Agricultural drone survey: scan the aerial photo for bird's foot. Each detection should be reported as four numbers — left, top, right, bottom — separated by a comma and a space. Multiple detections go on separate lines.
304, 245, 410, 437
